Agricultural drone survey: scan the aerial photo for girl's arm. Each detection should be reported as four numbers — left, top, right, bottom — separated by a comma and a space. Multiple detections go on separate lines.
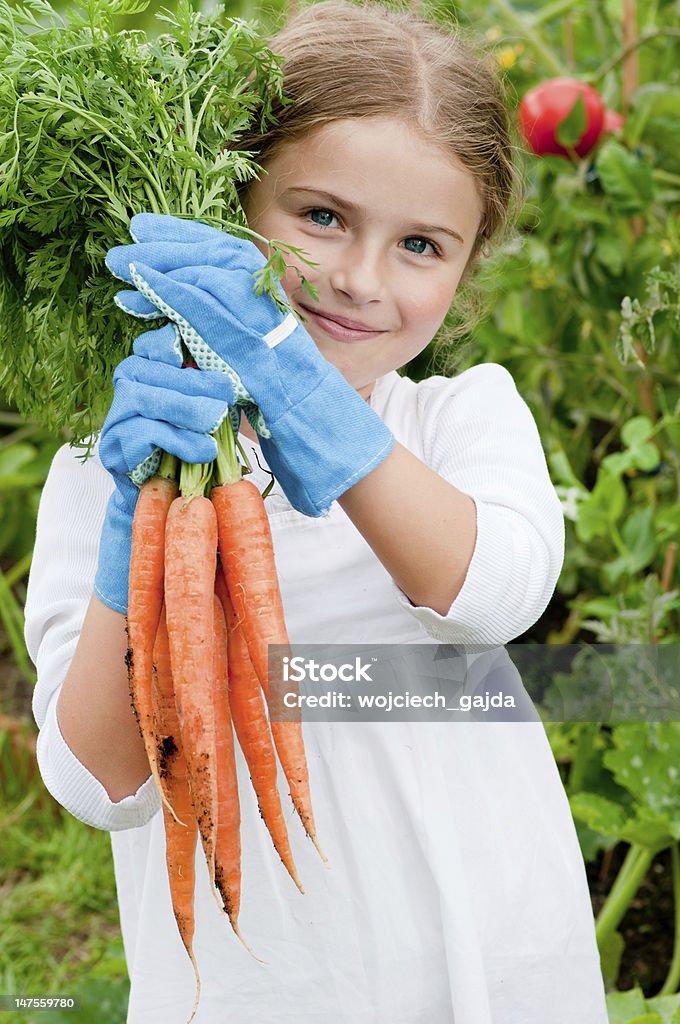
340, 366, 565, 646
338, 442, 477, 617
56, 595, 152, 802
27, 444, 161, 828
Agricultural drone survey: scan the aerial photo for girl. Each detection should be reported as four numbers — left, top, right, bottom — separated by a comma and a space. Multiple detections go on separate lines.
25, 2, 608, 1021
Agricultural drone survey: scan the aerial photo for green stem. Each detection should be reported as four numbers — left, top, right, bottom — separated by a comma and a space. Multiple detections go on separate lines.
590, 28, 680, 84
179, 459, 212, 500
4, 552, 33, 589
609, 521, 629, 557
567, 724, 595, 794
659, 844, 680, 995
492, 0, 567, 75
190, 83, 217, 150
158, 451, 179, 483
595, 843, 660, 949
179, 85, 197, 215
212, 417, 243, 488
19, 95, 169, 213
652, 169, 680, 187
532, 0, 583, 25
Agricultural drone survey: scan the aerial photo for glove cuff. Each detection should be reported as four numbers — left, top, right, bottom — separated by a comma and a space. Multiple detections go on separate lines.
94, 486, 136, 615
262, 369, 395, 517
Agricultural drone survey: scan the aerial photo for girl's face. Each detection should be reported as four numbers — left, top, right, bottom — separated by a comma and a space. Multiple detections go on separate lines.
244, 116, 483, 398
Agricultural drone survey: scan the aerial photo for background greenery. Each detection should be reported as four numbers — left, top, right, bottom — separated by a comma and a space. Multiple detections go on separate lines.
0, 0, 678, 1021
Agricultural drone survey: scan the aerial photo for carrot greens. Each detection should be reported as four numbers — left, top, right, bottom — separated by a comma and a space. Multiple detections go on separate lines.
0, 0, 294, 448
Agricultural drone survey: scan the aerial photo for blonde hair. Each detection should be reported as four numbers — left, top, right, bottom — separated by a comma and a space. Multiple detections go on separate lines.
237, 0, 522, 351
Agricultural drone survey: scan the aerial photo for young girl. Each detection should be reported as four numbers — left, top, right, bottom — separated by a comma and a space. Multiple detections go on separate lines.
25, 2, 608, 1021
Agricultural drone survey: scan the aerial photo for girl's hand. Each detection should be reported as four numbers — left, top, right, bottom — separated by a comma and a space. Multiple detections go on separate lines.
106, 215, 263, 319
94, 324, 234, 615
106, 223, 394, 517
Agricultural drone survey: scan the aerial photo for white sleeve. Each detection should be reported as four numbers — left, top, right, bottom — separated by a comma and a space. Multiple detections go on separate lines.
392, 365, 565, 646
25, 443, 160, 831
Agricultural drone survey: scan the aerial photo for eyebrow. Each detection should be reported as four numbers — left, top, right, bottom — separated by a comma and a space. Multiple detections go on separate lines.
283, 187, 466, 245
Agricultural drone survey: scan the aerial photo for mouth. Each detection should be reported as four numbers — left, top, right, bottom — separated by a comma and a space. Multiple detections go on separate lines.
297, 302, 386, 342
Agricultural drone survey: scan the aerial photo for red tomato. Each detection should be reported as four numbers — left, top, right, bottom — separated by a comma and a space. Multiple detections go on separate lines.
519, 78, 606, 158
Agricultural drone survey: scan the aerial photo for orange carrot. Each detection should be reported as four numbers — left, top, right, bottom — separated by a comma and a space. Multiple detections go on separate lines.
164, 493, 219, 890
127, 473, 179, 820
215, 569, 303, 893
211, 593, 243, 932
152, 604, 200, 1024
211, 479, 326, 864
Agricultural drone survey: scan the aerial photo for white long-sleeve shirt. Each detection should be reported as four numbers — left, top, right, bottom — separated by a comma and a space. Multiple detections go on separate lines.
26, 365, 607, 1023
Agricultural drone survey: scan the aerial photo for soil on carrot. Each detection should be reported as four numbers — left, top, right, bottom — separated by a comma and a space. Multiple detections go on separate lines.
587, 843, 675, 995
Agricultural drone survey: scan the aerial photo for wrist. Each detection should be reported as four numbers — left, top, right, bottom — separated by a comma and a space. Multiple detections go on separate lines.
262, 369, 395, 516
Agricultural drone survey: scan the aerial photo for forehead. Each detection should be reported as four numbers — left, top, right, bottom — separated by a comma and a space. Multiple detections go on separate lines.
254, 116, 483, 237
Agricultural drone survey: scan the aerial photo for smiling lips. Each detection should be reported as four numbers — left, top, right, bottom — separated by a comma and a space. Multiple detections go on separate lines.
297, 302, 386, 342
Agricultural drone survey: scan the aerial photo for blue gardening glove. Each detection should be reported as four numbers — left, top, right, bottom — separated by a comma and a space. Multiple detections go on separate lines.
106, 214, 265, 320
106, 225, 394, 517
94, 324, 234, 614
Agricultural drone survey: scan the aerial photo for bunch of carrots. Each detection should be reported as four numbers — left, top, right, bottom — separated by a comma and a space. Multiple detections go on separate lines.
126, 415, 326, 1022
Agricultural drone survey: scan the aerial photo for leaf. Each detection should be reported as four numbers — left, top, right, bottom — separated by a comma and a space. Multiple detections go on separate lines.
607, 988, 652, 1024
596, 140, 655, 215
569, 792, 628, 836
556, 93, 587, 149
604, 724, 680, 833
575, 470, 627, 543
646, 994, 680, 1024
599, 928, 625, 991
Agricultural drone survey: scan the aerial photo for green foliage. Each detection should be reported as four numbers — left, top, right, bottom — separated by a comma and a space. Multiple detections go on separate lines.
606, 986, 680, 1024
0, 0, 286, 448
0, 720, 126, 1024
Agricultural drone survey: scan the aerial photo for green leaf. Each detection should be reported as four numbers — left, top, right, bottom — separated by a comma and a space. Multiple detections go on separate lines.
621, 506, 657, 571
627, 84, 680, 146
621, 416, 653, 449
596, 140, 656, 214
569, 792, 628, 836
607, 988, 651, 1024
556, 93, 587, 149
599, 928, 625, 991
575, 470, 627, 542
646, 994, 680, 1024
604, 725, 680, 832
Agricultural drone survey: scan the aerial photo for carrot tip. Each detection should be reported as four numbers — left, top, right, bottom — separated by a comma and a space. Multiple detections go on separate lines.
310, 833, 330, 867
185, 949, 201, 1024
232, 921, 267, 965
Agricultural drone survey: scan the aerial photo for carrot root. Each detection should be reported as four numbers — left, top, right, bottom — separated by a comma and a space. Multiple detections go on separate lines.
212, 480, 325, 863
127, 474, 182, 823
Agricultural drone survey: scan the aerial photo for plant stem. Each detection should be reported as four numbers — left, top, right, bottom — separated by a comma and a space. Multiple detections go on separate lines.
158, 451, 179, 483
533, 0, 583, 26
492, 0, 567, 75
595, 843, 661, 949
567, 723, 595, 794
659, 844, 680, 995
179, 459, 212, 500
18, 96, 170, 213
212, 418, 243, 487
3, 552, 33, 588
590, 28, 680, 84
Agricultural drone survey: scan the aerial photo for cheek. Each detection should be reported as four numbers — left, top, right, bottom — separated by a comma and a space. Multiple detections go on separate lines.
402, 278, 458, 330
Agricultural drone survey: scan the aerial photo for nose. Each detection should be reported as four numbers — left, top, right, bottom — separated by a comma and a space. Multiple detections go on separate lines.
328, 239, 385, 305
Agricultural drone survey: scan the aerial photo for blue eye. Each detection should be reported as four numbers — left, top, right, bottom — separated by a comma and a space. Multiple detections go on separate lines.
309, 209, 336, 227
403, 236, 434, 255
